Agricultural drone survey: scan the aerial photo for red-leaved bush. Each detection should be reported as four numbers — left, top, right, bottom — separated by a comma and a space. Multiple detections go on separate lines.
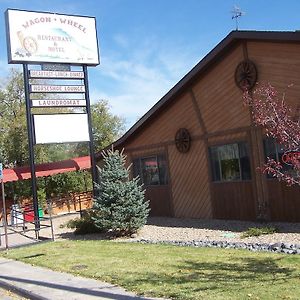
243, 83, 300, 185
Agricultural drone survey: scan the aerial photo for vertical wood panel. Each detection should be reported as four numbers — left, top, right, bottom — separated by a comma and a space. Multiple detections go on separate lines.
212, 182, 256, 220
268, 180, 300, 222
145, 186, 172, 217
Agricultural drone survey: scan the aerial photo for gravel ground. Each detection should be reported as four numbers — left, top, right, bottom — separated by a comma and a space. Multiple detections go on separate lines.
127, 217, 300, 245
53, 214, 300, 246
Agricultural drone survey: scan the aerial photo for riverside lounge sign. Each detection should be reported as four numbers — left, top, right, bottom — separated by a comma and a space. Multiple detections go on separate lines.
5, 9, 99, 65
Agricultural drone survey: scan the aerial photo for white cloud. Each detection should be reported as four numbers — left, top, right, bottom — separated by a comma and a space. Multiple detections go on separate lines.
90, 34, 202, 129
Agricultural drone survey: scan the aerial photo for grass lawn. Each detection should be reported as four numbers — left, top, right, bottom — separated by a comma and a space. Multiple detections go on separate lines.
1, 240, 300, 300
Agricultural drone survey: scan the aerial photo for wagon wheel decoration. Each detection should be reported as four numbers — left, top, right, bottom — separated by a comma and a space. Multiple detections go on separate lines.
234, 60, 257, 90
175, 128, 191, 153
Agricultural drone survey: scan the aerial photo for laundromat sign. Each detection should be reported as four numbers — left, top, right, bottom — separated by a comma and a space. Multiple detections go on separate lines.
5, 9, 100, 65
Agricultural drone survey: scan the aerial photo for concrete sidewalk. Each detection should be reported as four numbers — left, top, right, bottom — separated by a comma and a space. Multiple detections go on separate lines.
0, 257, 163, 300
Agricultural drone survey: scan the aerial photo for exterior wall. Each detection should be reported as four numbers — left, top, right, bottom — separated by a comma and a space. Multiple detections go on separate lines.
247, 41, 300, 221
247, 41, 300, 109
124, 43, 254, 221
192, 44, 251, 133
207, 131, 257, 221
118, 38, 300, 222
125, 91, 203, 149
168, 140, 212, 218
128, 147, 172, 217
267, 181, 300, 222
125, 90, 212, 219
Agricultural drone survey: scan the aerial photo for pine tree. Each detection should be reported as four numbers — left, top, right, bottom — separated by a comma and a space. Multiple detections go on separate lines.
92, 148, 150, 235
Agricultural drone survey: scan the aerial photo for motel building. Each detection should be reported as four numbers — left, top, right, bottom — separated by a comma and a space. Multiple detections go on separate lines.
98, 30, 300, 222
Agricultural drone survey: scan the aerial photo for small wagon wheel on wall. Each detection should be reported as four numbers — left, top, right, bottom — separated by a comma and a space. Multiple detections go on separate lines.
175, 128, 191, 153
234, 60, 257, 90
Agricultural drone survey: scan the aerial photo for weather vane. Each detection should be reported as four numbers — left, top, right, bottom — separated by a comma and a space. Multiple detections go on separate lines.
231, 5, 245, 30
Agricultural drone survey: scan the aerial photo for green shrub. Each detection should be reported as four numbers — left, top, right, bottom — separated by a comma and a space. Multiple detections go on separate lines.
241, 226, 278, 238
64, 210, 103, 235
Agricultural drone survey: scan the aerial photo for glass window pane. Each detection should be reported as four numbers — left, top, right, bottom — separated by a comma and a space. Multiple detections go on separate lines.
277, 143, 293, 173
219, 144, 240, 181
239, 142, 251, 180
141, 157, 160, 185
132, 158, 142, 182
263, 138, 293, 176
263, 138, 277, 161
157, 154, 169, 185
209, 147, 221, 181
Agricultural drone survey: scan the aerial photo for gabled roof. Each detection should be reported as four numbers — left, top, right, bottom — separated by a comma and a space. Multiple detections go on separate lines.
97, 30, 300, 157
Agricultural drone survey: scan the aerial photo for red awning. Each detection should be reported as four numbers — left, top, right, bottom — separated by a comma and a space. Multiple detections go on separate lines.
2, 156, 91, 183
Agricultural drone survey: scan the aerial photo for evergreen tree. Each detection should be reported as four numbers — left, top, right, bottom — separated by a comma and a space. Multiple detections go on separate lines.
93, 148, 150, 235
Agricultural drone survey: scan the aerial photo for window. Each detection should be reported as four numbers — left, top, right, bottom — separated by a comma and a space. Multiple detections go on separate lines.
263, 138, 292, 177
133, 154, 169, 186
209, 142, 251, 182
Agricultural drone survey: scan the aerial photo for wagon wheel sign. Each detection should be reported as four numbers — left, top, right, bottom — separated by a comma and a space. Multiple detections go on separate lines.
175, 128, 191, 153
235, 60, 257, 90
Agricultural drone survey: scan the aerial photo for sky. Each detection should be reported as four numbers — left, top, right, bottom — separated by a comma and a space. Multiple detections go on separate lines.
1, 0, 300, 130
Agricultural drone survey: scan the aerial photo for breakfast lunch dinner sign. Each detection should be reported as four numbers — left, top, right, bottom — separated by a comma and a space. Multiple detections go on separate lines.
5, 9, 99, 65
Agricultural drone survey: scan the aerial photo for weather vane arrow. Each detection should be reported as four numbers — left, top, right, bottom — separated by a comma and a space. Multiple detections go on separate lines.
231, 5, 245, 30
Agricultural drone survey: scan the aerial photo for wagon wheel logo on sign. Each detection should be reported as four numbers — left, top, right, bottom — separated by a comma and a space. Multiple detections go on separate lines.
17, 31, 38, 56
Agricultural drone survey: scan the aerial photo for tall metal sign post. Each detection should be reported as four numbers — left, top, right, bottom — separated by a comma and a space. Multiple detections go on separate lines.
0, 163, 8, 249
5, 9, 100, 235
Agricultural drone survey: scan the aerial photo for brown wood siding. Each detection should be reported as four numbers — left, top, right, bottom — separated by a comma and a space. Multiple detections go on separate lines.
192, 44, 251, 134
267, 180, 300, 222
207, 131, 247, 146
116, 37, 300, 222
145, 186, 172, 217
247, 41, 300, 222
168, 140, 212, 218
125, 92, 203, 149
207, 131, 257, 221
128, 147, 165, 157
247, 41, 300, 109
212, 182, 256, 220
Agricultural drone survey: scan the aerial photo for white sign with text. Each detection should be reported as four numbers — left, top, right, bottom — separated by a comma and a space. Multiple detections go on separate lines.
6, 9, 99, 65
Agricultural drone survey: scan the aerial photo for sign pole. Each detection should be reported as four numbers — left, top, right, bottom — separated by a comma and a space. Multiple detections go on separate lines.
1, 179, 8, 250
23, 64, 40, 236
83, 65, 98, 193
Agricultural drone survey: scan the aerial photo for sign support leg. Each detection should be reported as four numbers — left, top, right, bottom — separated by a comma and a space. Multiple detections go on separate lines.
23, 64, 40, 235
83, 65, 98, 194
1, 180, 8, 250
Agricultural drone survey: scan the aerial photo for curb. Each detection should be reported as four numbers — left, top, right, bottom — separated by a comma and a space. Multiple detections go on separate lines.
0, 279, 48, 300
135, 239, 300, 254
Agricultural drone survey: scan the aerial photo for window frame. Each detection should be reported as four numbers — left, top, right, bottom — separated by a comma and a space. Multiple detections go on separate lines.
263, 138, 293, 179
209, 141, 252, 183
132, 153, 169, 187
